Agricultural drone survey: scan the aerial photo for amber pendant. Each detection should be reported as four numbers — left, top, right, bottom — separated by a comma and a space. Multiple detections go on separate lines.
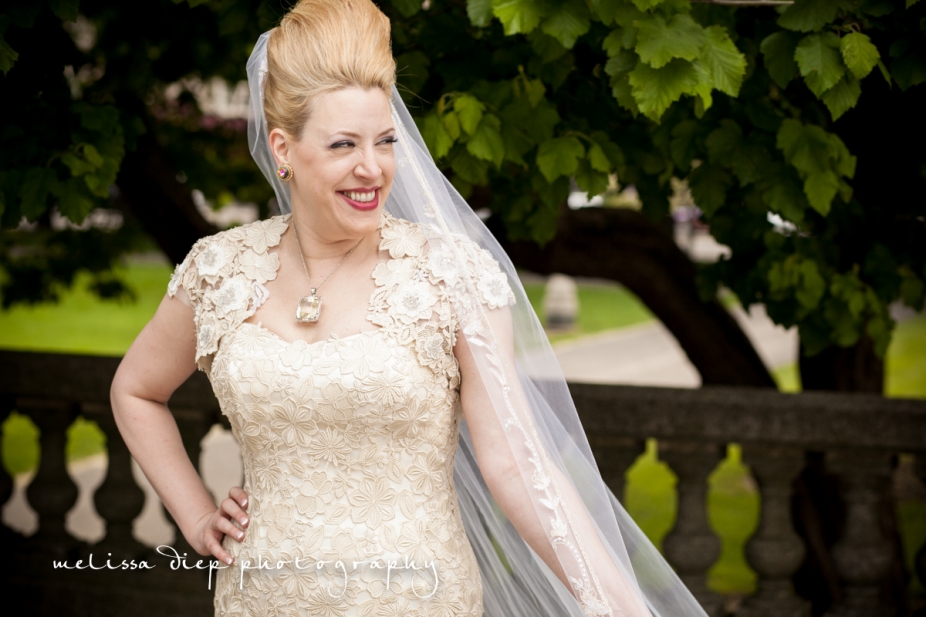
295, 290, 322, 323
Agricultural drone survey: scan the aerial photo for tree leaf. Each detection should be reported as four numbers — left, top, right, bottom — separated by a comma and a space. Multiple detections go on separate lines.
610, 77, 639, 114
0, 36, 19, 75
453, 94, 485, 134
467, 0, 495, 27
889, 47, 926, 91
633, 14, 705, 69
760, 31, 801, 89
760, 165, 808, 222
795, 33, 845, 97
840, 32, 879, 79
58, 179, 96, 224
590, 0, 624, 26
796, 258, 826, 310
391, 0, 423, 18
396, 51, 430, 96
629, 0, 666, 10
776, 119, 831, 175
574, 159, 609, 196
493, 0, 543, 36
590, 130, 624, 167
421, 113, 454, 159
536, 136, 585, 182
899, 272, 925, 310
541, 0, 590, 49
82, 144, 104, 168
821, 73, 861, 120
689, 164, 732, 217
605, 49, 637, 77
450, 148, 489, 185
628, 59, 700, 122
587, 142, 611, 172
49, 0, 80, 22
705, 119, 742, 166
777, 0, 841, 33
602, 30, 624, 57
19, 167, 52, 220
466, 115, 505, 166
700, 26, 746, 97
804, 170, 839, 216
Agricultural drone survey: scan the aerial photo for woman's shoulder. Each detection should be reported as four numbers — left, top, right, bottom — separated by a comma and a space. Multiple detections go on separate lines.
380, 210, 494, 266
168, 214, 290, 297
187, 214, 291, 258
380, 211, 515, 310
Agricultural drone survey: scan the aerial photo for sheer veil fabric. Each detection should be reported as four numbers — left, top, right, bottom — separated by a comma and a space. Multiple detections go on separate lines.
246, 31, 708, 617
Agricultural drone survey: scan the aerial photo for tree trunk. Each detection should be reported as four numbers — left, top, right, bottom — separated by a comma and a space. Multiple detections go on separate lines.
490, 205, 777, 388
798, 335, 885, 393
116, 130, 218, 266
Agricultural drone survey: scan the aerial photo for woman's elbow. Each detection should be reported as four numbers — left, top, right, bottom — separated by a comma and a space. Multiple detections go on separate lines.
478, 453, 521, 491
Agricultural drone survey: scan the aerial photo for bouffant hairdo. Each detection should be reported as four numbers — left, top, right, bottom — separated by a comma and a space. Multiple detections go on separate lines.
264, 0, 396, 140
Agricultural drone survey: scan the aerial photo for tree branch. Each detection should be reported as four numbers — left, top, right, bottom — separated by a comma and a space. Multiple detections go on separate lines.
491, 206, 777, 389
690, 0, 793, 5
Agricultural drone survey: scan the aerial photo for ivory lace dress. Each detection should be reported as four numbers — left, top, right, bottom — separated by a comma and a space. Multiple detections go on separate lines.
167, 211, 515, 617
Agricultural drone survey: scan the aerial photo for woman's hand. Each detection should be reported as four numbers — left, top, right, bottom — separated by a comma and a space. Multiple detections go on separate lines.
190, 486, 250, 565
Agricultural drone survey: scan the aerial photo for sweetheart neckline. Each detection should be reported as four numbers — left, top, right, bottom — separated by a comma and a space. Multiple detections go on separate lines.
238, 320, 383, 349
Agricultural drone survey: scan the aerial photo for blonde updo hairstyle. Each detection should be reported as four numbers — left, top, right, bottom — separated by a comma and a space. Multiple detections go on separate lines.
263, 0, 397, 141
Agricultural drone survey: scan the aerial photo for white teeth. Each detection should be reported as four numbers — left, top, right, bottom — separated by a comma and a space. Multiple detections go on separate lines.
344, 190, 375, 203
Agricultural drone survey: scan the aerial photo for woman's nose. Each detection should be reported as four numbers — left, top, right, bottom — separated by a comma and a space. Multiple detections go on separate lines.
355, 149, 382, 179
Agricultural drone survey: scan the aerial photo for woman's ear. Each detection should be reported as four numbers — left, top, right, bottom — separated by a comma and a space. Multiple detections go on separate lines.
268, 128, 290, 166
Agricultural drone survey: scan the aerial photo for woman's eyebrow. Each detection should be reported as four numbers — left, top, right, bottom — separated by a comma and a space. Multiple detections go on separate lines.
328, 127, 396, 139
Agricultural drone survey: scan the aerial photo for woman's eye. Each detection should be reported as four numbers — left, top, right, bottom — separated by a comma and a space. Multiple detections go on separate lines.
378, 137, 398, 146
330, 141, 354, 149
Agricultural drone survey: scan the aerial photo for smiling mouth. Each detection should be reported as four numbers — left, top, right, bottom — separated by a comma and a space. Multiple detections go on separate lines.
337, 188, 380, 210
339, 189, 377, 203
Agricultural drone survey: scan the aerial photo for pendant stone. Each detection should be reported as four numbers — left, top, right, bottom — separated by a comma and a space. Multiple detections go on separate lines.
295, 294, 322, 323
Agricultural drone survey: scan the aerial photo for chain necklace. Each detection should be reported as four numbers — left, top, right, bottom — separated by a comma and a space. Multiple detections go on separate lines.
292, 222, 363, 323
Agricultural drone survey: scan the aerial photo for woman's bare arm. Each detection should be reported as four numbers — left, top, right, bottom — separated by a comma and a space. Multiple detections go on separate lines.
454, 306, 653, 617
110, 293, 248, 564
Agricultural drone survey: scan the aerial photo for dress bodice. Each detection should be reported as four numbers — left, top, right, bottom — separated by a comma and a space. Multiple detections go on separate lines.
167, 211, 515, 617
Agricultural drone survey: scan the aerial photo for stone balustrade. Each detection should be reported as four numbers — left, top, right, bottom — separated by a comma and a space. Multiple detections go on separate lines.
1, 350, 924, 616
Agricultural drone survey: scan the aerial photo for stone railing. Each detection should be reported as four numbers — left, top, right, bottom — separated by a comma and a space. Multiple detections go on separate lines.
1, 349, 924, 616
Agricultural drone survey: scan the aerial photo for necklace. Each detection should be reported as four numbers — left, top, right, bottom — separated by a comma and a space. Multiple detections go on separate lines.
292, 223, 363, 323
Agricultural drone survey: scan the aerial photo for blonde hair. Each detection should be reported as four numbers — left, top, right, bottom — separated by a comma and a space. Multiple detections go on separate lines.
264, 0, 396, 140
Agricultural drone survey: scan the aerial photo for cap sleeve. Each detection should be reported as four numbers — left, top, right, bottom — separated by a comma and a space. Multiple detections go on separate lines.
427, 230, 516, 341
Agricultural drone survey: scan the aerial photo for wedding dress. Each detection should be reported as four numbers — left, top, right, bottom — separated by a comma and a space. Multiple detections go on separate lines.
168, 209, 516, 617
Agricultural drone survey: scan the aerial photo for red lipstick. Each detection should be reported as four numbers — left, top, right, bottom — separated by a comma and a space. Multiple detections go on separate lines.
337, 188, 379, 211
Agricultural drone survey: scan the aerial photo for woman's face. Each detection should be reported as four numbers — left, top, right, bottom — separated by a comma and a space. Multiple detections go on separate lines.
271, 87, 396, 241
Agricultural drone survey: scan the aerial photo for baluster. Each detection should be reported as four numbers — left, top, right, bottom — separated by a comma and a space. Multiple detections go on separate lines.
0, 398, 20, 544
88, 403, 148, 561
590, 437, 645, 503
824, 449, 894, 617
739, 445, 810, 617
660, 440, 724, 617
915, 454, 926, 595
23, 402, 82, 560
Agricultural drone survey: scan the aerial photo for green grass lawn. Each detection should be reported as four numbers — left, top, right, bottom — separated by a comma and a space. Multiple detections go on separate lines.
0, 263, 923, 598
521, 279, 655, 343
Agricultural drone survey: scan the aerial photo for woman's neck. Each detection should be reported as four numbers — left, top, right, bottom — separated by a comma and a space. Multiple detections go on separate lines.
287, 211, 381, 266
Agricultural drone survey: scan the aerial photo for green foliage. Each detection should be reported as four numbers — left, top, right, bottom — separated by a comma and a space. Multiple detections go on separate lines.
2, 0, 924, 370
0, 0, 280, 306
795, 32, 845, 97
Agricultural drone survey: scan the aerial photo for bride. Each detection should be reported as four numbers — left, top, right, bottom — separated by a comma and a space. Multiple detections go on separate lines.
110, 1, 707, 615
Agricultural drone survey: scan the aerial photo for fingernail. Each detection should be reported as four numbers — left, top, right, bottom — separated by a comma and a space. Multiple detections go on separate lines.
242, 499, 248, 507
226, 557, 233, 565
238, 531, 245, 540
242, 517, 249, 525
